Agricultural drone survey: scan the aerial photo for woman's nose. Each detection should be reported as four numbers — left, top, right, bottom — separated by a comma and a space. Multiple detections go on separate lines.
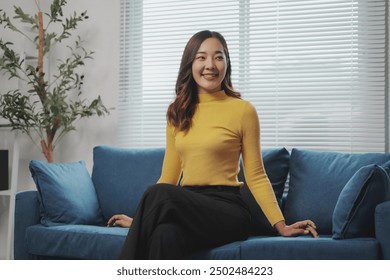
205, 57, 215, 69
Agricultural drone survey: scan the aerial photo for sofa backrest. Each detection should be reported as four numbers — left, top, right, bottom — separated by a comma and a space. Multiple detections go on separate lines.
284, 148, 390, 235
92, 146, 165, 220
91, 145, 290, 234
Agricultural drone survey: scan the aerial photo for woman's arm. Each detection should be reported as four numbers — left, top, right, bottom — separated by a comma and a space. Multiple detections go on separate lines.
241, 102, 284, 226
240, 102, 318, 237
157, 123, 182, 185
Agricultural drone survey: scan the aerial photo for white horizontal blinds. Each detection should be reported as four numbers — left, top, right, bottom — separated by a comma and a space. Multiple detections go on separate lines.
246, 0, 386, 152
118, 0, 387, 152
118, 0, 143, 145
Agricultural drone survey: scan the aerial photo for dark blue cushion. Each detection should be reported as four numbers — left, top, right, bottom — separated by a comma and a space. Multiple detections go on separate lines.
284, 149, 390, 234
29, 160, 104, 226
239, 148, 290, 235
92, 146, 165, 220
332, 164, 390, 239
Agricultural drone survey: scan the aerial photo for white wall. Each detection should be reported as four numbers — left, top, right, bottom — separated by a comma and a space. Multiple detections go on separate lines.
0, 0, 119, 259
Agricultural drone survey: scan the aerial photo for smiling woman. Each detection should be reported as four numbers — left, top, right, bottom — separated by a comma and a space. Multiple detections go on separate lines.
115, 30, 318, 260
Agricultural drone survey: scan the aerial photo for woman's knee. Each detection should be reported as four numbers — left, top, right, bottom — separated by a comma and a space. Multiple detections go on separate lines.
144, 183, 180, 200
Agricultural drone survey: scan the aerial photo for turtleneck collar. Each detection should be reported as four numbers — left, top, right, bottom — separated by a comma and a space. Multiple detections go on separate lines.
198, 90, 227, 103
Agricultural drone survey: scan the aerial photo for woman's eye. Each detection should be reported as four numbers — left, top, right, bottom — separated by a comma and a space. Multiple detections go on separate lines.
196, 56, 205, 60
216, 56, 224, 60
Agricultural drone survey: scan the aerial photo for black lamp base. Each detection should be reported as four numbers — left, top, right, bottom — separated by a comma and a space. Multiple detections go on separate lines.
0, 150, 9, 191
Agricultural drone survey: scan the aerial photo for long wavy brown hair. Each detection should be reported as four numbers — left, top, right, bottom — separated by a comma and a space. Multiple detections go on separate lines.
167, 30, 241, 131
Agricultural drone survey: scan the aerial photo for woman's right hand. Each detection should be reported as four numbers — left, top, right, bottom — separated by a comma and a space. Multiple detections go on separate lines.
274, 220, 319, 238
107, 214, 133, 228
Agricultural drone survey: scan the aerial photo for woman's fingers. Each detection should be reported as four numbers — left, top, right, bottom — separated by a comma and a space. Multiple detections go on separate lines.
107, 215, 118, 226
293, 220, 319, 237
107, 214, 133, 228
305, 224, 319, 238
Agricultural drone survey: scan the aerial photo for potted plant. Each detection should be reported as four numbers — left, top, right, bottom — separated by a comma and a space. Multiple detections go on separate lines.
0, 0, 110, 162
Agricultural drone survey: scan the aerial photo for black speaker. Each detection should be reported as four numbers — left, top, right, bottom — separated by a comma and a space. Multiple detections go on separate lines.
0, 150, 9, 191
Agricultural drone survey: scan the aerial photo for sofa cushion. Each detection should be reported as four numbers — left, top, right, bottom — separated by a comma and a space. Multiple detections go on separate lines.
187, 241, 242, 260
26, 224, 241, 260
284, 149, 390, 234
29, 160, 104, 226
92, 146, 165, 220
332, 164, 390, 239
240, 235, 381, 260
26, 224, 128, 259
239, 148, 290, 235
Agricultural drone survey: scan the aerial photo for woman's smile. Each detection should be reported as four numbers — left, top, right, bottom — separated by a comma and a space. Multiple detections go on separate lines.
201, 72, 219, 80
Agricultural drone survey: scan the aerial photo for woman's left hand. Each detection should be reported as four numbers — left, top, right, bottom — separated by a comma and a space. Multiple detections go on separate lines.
274, 220, 319, 238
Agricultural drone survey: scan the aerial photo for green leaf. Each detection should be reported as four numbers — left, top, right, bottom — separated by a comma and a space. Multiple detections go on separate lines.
44, 32, 57, 54
50, 0, 66, 21
13, 6, 37, 26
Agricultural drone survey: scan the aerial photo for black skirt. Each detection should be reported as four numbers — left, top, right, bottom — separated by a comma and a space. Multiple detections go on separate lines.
119, 183, 251, 259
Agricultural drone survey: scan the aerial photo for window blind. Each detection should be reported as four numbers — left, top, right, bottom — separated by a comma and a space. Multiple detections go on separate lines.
118, 0, 388, 153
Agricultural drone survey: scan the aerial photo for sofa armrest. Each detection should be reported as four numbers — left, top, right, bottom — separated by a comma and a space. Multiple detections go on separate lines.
375, 201, 390, 260
14, 190, 40, 260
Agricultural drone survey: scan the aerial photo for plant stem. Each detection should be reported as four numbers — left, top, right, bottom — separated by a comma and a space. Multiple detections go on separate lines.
34, 0, 41, 11
40, 139, 53, 162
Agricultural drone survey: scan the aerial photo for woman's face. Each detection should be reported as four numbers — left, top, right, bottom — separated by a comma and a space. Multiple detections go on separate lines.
191, 37, 227, 94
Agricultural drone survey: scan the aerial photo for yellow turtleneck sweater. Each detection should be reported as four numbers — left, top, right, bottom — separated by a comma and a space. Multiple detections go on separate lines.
157, 90, 284, 226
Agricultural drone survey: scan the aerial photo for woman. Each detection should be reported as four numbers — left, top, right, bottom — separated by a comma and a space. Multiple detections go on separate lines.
110, 30, 318, 260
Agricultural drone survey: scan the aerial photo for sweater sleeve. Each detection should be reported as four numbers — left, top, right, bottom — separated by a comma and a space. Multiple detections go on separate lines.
241, 102, 284, 226
157, 123, 182, 185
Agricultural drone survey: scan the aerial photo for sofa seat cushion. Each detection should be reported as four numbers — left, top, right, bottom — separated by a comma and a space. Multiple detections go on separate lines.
26, 224, 243, 260
240, 235, 381, 260
188, 241, 242, 260
26, 224, 128, 260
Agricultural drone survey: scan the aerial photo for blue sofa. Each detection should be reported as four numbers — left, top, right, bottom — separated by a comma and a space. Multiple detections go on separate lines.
14, 146, 390, 260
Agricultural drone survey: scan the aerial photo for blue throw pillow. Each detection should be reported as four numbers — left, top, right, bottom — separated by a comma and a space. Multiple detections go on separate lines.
30, 160, 105, 226
332, 164, 390, 239
239, 148, 290, 235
